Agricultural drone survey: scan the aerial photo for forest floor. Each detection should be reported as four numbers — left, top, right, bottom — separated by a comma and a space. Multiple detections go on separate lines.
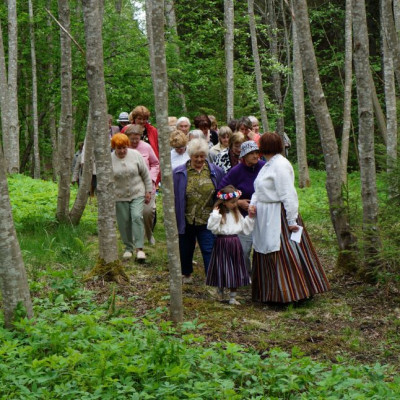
85, 234, 400, 374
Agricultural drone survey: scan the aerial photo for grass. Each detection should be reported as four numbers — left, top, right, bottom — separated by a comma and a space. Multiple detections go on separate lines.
1, 171, 400, 398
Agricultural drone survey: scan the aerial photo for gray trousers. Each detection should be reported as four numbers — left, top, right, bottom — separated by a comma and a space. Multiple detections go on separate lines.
143, 192, 156, 242
238, 231, 253, 273
116, 197, 145, 251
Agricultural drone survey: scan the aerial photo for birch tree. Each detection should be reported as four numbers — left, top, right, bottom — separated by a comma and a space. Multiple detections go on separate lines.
293, 0, 357, 265
381, 0, 398, 174
150, 0, 183, 323
353, 0, 380, 277
81, 0, 128, 282
0, 145, 33, 328
224, 0, 234, 121
291, 2, 310, 188
28, 0, 41, 179
248, 0, 269, 133
56, 0, 73, 222
340, 0, 353, 184
0, 20, 10, 153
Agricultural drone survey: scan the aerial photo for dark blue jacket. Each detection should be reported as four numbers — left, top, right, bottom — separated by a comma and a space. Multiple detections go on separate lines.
173, 161, 225, 234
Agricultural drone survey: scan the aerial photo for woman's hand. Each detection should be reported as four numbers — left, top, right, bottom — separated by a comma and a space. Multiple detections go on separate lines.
288, 225, 300, 232
145, 192, 151, 204
238, 199, 250, 211
247, 130, 256, 140
248, 205, 256, 218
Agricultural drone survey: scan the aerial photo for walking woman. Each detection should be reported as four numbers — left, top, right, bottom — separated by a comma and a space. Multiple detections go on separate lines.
250, 132, 330, 303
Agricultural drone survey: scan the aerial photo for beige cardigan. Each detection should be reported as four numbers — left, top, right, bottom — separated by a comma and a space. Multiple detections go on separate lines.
111, 149, 152, 202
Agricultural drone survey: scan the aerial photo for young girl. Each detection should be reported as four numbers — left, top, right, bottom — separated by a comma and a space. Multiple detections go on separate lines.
206, 185, 255, 305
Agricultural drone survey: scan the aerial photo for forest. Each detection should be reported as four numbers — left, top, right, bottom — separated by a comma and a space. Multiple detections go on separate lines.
1, 0, 400, 398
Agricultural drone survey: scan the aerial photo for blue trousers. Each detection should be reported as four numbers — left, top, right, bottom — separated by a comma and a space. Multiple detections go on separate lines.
179, 223, 215, 276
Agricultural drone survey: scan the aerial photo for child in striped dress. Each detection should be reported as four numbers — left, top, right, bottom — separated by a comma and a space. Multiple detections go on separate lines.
206, 185, 255, 305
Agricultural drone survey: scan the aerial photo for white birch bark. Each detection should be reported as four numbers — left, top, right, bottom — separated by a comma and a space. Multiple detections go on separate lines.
353, 0, 380, 273
81, 0, 119, 265
0, 19, 10, 157
340, 0, 353, 184
381, 0, 398, 174
29, 0, 41, 179
145, 0, 157, 91
248, 0, 269, 133
224, 0, 234, 121
0, 145, 33, 328
6, 0, 20, 174
56, 0, 73, 221
150, 0, 183, 323
291, 4, 310, 188
293, 0, 356, 257
394, 0, 400, 32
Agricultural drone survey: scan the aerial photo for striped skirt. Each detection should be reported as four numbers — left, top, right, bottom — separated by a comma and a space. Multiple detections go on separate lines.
252, 207, 330, 303
206, 235, 251, 289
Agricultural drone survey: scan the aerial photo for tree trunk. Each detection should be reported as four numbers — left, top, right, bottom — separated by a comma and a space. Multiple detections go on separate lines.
248, 0, 269, 133
145, 1, 157, 91
81, 0, 127, 283
0, 19, 10, 154
28, 0, 41, 179
69, 107, 95, 225
6, 0, 20, 174
224, 0, 234, 122
150, 0, 183, 323
291, 2, 310, 188
340, 0, 353, 184
293, 0, 357, 264
56, 0, 73, 222
353, 0, 380, 279
267, 0, 285, 136
381, 0, 398, 174
370, 74, 387, 146
0, 145, 33, 328
165, 0, 187, 114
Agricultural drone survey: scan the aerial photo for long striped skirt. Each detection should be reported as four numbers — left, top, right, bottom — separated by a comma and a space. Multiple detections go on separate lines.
252, 207, 330, 303
206, 235, 251, 289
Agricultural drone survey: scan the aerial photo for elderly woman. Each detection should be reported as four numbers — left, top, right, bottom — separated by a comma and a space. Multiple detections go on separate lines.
250, 132, 330, 303
176, 116, 191, 135
249, 116, 260, 135
111, 133, 152, 260
170, 129, 190, 170
218, 140, 265, 273
214, 131, 245, 173
209, 126, 232, 162
124, 125, 160, 246
194, 114, 218, 145
237, 116, 260, 143
173, 138, 225, 283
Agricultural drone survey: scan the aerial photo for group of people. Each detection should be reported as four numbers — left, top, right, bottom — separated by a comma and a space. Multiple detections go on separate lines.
171, 116, 330, 305
74, 109, 330, 305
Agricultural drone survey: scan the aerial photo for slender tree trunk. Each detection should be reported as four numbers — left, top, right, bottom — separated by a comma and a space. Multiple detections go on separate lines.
293, 0, 357, 264
82, 0, 125, 282
28, 0, 41, 179
353, 0, 380, 279
69, 107, 95, 225
370, 74, 387, 146
291, 3, 310, 188
0, 145, 33, 328
394, 0, 400, 31
248, 0, 269, 133
150, 0, 183, 323
224, 0, 234, 121
340, 0, 353, 184
145, 1, 157, 91
56, 0, 73, 221
0, 19, 10, 153
267, 0, 285, 136
381, 0, 398, 174
165, 0, 187, 114
6, 0, 20, 174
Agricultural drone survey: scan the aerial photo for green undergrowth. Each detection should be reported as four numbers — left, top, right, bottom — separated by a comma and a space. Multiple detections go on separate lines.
3, 172, 400, 398
1, 291, 399, 399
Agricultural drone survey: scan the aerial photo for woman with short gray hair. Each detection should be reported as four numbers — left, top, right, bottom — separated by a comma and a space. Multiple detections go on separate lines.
173, 138, 225, 283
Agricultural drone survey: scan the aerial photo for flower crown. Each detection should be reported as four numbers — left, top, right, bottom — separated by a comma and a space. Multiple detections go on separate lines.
216, 189, 242, 201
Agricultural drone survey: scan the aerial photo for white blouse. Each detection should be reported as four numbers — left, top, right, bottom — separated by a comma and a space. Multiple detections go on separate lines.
207, 209, 255, 236
251, 154, 299, 254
